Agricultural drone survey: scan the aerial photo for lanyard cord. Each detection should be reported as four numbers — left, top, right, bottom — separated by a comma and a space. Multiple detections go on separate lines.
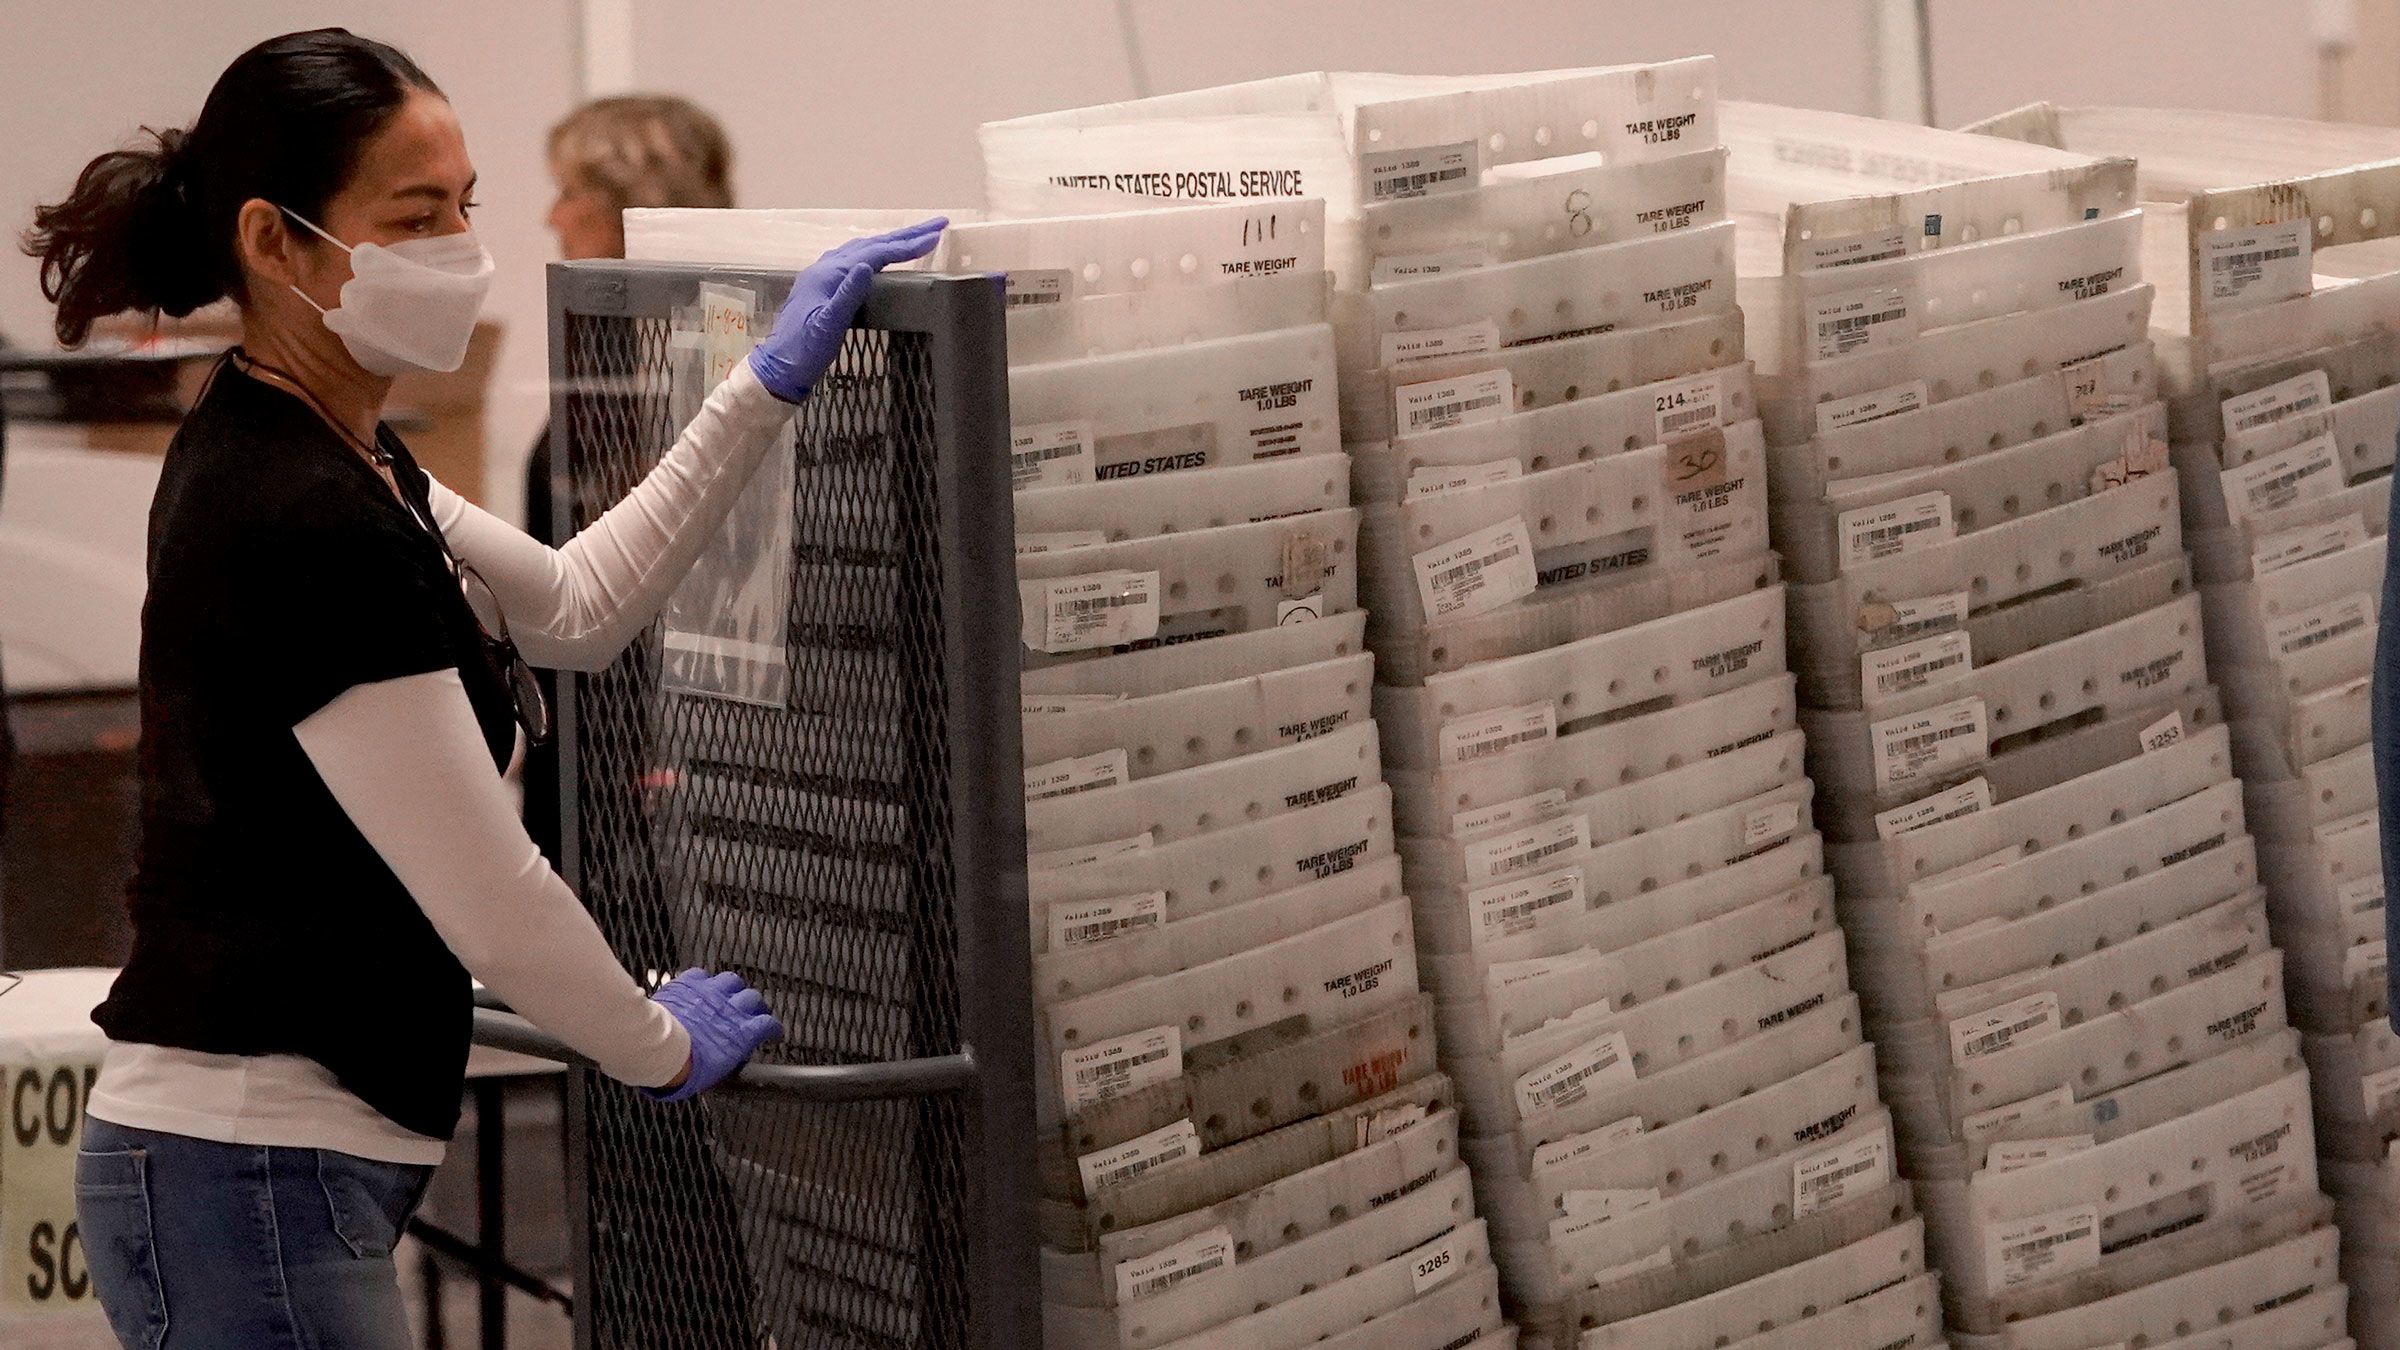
231, 350, 394, 469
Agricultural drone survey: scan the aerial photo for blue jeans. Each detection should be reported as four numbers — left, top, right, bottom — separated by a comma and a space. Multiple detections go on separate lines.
75, 1117, 434, 1349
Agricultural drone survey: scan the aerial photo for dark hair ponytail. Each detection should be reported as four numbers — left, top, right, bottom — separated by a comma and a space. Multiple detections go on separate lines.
22, 28, 438, 346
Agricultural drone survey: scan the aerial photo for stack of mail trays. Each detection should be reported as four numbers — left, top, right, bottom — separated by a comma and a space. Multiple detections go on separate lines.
1972, 101, 2400, 1350
1719, 101, 2350, 1348
987, 60, 1941, 1350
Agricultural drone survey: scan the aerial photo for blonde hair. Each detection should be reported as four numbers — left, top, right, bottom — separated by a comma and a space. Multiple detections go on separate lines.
547, 94, 732, 211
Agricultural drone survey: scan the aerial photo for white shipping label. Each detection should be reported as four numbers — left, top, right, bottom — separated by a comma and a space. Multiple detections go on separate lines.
1793, 1126, 1890, 1217
1062, 1025, 1183, 1111
1862, 630, 1972, 705
1801, 228, 1909, 271
1557, 1188, 1661, 1225
1515, 1029, 1637, 1117
1403, 1231, 1469, 1294
1869, 696, 1990, 795
1950, 991, 2062, 1063
2363, 1065, 2400, 1116
1439, 698, 1557, 765
1649, 370, 1728, 441
1359, 1103, 1428, 1147
2061, 359, 2143, 420
1021, 692, 1126, 715
2345, 939, 2388, 985
1011, 420, 1095, 491
2221, 371, 2332, 438
1362, 140, 1479, 203
1464, 814, 1593, 884
1414, 516, 1540, 622
1028, 830, 1153, 873
1454, 788, 1569, 839
1406, 458, 1523, 501
1024, 749, 1129, 802
1859, 590, 1971, 652
1988, 1203, 2101, 1290
1396, 368, 1513, 435
2267, 592, 2374, 660
1962, 1085, 2076, 1147
2202, 221, 2313, 312
1049, 891, 1167, 951
1989, 1135, 2094, 1173
2219, 435, 2343, 521
1471, 866, 1586, 945
2319, 808, 2377, 845
1015, 530, 1108, 556
1816, 379, 1927, 435
2251, 515, 2367, 575
2339, 874, 2386, 920
1742, 801, 1803, 852
1383, 318, 1501, 367
1874, 776, 1992, 840
1077, 1118, 1200, 1194
1529, 1116, 1646, 1175
1115, 1225, 1234, 1304
1021, 570, 1161, 654
2140, 712, 2186, 754
1809, 284, 1916, 362
1004, 268, 1073, 309
1491, 951, 1605, 992
1839, 491, 1956, 568
1372, 248, 1496, 285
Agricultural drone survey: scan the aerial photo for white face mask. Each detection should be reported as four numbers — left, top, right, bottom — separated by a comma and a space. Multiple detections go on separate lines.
282, 208, 494, 376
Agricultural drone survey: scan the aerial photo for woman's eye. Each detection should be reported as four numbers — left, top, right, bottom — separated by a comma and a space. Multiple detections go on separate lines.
460, 199, 479, 219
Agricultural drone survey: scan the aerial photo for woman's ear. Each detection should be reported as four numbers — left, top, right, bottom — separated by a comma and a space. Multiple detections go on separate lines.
233, 197, 302, 292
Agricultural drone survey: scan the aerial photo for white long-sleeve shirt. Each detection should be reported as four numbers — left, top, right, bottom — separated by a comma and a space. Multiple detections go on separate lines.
90, 362, 795, 1163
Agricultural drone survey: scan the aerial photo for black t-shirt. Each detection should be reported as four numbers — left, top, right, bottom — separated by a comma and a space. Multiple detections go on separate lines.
94, 360, 518, 1141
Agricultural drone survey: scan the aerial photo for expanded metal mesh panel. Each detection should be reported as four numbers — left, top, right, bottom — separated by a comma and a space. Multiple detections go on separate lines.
556, 267, 1005, 1349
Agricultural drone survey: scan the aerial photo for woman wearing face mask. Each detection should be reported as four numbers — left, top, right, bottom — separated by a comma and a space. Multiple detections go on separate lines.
21, 28, 941, 1348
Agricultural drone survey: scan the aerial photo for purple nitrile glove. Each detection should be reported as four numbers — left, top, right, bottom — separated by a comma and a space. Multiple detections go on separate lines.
643, 968, 785, 1103
746, 217, 948, 402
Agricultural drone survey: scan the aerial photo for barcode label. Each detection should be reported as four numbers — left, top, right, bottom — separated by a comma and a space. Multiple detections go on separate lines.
1015, 530, 1107, 556
2345, 938, 2388, 984
1010, 420, 1095, 491
2363, 1065, 2400, 1116
1950, 991, 2061, 1063
1869, 696, 1989, 794
1027, 830, 1153, 873
2338, 874, 2385, 920
1048, 890, 1166, 952
1857, 590, 1970, 652
1383, 318, 1501, 367
1553, 1188, 1663, 1241
1529, 1115, 1645, 1176
1988, 1134, 2093, 1173
1396, 368, 1513, 434
1414, 515, 1539, 621
1004, 268, 1073, 309
1403, 1231, 1468, 1294
1062, 1025, 1182, 1111
1800, 227, 1909, 271
1742, 800, 1803, 851
1515, 1029, 1636, 1116
2253, 514, 2367, 575
1962, 1085, 2075, 1148
1464, 813, 1591, 883
2318, 808, 2377, 845
1114, 1224, 1234, 1304
1469, 865, 1585, 945
1816, 379, 1927, 435
1076, 1118, 1198, 1194
1439, 698, 1557, 766
1371, 247, 1496, 285
1361, 140, 1479, 203
2221, 434, 2342, 521
1861, 630, 1971, 705
1406, 457, 1522, 501
1021, 691, 1126, 716
1989, 1203, 2100, 1289
1454, 788, 1569, 839
1793, 1125, 1889, 1216
1646, 370, 1727, 442
1020, 569, 1161, 654
2202, 221, 2312, 312
1839, 490, 1955, 568
1809, 284, 1915, 361
2267, 591, 2374, 659
1874, 776, 1991, 840
2221, 370, 2331, 438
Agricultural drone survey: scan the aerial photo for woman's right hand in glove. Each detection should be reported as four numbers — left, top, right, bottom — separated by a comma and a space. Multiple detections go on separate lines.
746, 218, 948, 402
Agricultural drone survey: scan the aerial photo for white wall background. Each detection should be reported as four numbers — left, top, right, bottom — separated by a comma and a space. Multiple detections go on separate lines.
0, 0, 2363, 524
